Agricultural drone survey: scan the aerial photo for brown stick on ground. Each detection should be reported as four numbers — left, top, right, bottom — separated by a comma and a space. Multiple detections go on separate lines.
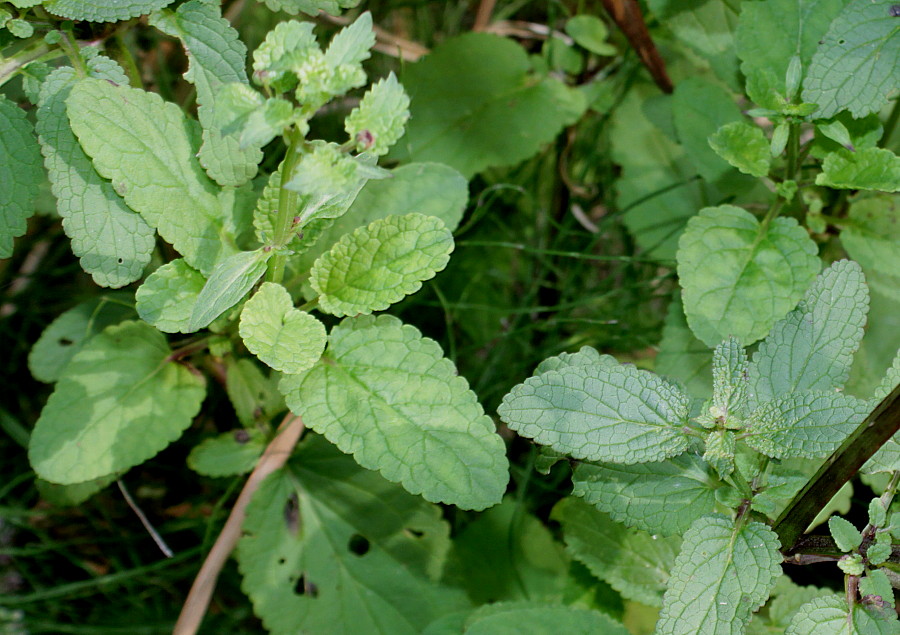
473, 0, 497, 31
173, 413, 306, 635
601, 0, 673, 94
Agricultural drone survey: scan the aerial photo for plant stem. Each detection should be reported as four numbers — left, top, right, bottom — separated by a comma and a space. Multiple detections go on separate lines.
266, 131, 304, 285
107, 33, 142, 88
773, 383, 900, 551
59, 27, 88, 78
0, 39, 52, 88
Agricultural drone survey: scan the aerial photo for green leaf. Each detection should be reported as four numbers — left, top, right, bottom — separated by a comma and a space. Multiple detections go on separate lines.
462, 602, 630, 635
860, 569, 894, 605
870, 498, 889, 528
135, 259, 206, 334
213, 84, 294, 149
238, 282, 326, 375
656, 295, 713, 399
29, 321, 206, 484
785, 594, 900, 634
324, 10, 374, 67
672, 78, 746, 183
842, 196, 900, 301
828, 516, 862, 552
66, 78, 234, 275
735, 0, 846, 98
802, 0, 900, 119
189, 249, 270, 331
751, 578, 836, 632
35, 474, 116, 507
237, 435, 468, 634
36, 65, 155, 287
187, 428, 266, 477
402, 32, 586, 178
533, 346, 617, 376
709, 121, 771, 178
750, 260, 868, 405
498, 362, 691, 464
279, 315, 508, 510
656, 515, 782, 635
28, 294, 134, 383
712, 336, 749, 420
284, 145, 375, 225
345, 73, 410, 155
816, 148, 900, 192
552, 497, 679, 607
0, 94, 44, 259
149, 0, 261, 187
565, 15, 615, 56
571, 453, 720, 537
258, 0, 362, 19
225, 358, 284, 426
677, 204, 820, 347
43, 0, 175, 22
745, 392, 871, 459
311, 213, 453, 317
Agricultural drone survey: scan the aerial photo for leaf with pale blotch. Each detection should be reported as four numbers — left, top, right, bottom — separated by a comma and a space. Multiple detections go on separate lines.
656, 515, 782, 635
236, 435, 467, 635
28, 294, 134, 383
552, 496, 679, 607
657, 295, 713, 399
802, 0, 900, 119
279, 315, 508, 510
43, 0, 175, 21
149, 0, 261, 186
498, 363, 691, 464
66, 78, 233, 274
29, 321, 206, 484
750, 260, 868, 405
709, 122, 771, 178
189, 249, 270, 331
816, 148, 900, 192
0, 94, 44, 259
135, 259, 206, 333
785, 594, 900, 634
677, 204, 820, 347
461, 602, 630, 635
712, 336, 748, 418
36, 66, 155, 287
239, 282, 326, 375
842, 195, 900, 301
187, 429, 266, 477
571, 453, 719, 536
745, 392, 871, 459
225, 358, 284, 427
311, 214, 453, 317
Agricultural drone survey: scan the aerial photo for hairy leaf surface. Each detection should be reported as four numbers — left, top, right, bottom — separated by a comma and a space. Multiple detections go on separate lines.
187, 429, 266, 477
43, 0, 174, 21
785, 594, 900, 634
842, 195, 900, 301
709, 122, 771, 178
29, 321, 206, 484
280, 315, 508, 509
135, 259, 206, 333
460, 602, 630, 634
189, 249, 270, 331
677, 204, 820, 347
0, 94, 44, 259
816, 148, 900, 192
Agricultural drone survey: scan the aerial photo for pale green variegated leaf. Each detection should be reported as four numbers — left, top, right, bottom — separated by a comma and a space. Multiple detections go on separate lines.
0, 94, 44, 259
657, 295, 713, 399
498, 363, 691, 464
279, 315, 508, 510
67, 78, 234, 274
29, 321, 206, 484
746, 392, 871, 459
802, 0, 900, 119
842, 195, 900, 301
828, 516, 861, 552
259, 0, 361, 18
750, 260, 868, 405
461, 602, 630, 635
149, 0, 261, 187
785, 594, 900, 634
345, 73, 410, 156
225, 358, 284, 426
324, 10, 374, 66
656, 515, 782, 635
709, 121, 771, 178
552, 496, 679, 607
36, 65, 155, 287
236, 435, 467, 635
677, 204, 820, 347
189, 249, 270, 331
43, 0, 175, 21
135, 259, 206, 333
735, 0, 846, 97
571, 453, 719, 537
311, 213, 453, 317
402, 33, 586, 178
28, 294, 134, 383
239, 282, 326, 375
533, 346, 617, 376
816, 148, 900, 192
712, 336, 748, 419
672, 78, 745, 183
187, 428, 266, 477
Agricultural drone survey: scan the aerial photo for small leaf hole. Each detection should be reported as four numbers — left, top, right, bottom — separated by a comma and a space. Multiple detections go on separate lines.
405, 528, 425, 538
348, 534, 370, 556
58, 338, 74, 346
294, 574, 318, 598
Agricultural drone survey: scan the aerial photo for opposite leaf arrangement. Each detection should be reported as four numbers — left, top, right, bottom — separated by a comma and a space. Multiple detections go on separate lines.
2, 0, 900, 633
